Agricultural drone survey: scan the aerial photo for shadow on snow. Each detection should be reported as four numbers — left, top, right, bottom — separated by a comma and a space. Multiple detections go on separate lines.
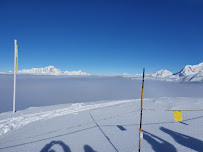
89, 113, 119, 152
160, 127, 203, 152
40, 140, 97, 152
143, 127, 203, 152
84, 144, 97, 152
143, 130, 177, 152
0, 126, 96, 150
40, 141, 71, 152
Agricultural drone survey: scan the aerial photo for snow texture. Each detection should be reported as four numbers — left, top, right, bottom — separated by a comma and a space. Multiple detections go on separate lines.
0, 100, 133, 136
0, 97, 202, 152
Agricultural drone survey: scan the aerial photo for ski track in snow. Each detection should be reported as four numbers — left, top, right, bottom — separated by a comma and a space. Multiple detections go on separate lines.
0, 100, 134, 136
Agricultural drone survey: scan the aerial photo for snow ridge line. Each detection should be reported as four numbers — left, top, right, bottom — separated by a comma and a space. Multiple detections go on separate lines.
0, 99, 135, 136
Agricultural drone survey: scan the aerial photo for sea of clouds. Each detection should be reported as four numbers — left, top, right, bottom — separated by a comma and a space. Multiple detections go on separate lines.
0, 74, 203, 113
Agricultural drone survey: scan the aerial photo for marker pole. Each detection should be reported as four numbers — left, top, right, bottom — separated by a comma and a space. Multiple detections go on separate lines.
13, 40, 17, 113
138, 68, 145, 152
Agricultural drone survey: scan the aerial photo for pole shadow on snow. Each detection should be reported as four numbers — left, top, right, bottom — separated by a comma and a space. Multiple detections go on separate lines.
160, 127, 203, 152
179, 122, 189, 125
40, 140, 71, 152
117, 125, 126, 131
99, 115, 203, 127
84, 144, 97, 152
89, 113, 119, 152
183, 115, 203, 122
142, 130, 177, 152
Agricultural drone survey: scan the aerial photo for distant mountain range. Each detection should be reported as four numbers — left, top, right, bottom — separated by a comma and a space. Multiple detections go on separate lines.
1, 63, 203, 81
18, 66, 88, 75
149, 62, 203, 82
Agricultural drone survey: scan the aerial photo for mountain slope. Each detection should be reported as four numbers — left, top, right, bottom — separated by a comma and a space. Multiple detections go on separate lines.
170, 62, 203, 81
148, 62, 203, 82
151, 69, 173, 78
18, 66, 88, 75
174, 62, 203, 77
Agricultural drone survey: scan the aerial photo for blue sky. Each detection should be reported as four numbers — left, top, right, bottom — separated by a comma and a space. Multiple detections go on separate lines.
0, 0, 203, 74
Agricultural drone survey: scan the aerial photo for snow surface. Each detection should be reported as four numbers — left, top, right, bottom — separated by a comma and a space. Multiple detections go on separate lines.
0, 97, 202, 152
0, 100, 133, 136
18, 66, 88, 75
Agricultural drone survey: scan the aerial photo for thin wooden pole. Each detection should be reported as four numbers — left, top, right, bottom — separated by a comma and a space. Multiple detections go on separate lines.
138, 68, 145, 152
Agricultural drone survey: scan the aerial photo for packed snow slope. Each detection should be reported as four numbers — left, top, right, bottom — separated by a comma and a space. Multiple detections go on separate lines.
0, 97, 202, 152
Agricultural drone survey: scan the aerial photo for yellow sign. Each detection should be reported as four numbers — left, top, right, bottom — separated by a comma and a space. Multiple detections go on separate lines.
174, 111, 182, 122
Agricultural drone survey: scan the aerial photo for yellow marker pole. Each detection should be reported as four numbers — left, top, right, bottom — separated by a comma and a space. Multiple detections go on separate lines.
138, 68, 145, 152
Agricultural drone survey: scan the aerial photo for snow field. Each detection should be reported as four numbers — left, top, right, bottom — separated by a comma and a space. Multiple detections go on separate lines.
0, 99, 135, 136
0, 97, 202, 152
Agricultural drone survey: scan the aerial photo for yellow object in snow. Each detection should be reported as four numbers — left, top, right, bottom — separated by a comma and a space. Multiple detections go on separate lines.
174, 111, 182, 122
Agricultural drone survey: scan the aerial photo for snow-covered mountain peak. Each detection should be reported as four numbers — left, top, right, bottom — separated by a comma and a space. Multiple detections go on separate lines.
176, 62, 203, 77
18, 66, 89, 75
151, 69, 173, 78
